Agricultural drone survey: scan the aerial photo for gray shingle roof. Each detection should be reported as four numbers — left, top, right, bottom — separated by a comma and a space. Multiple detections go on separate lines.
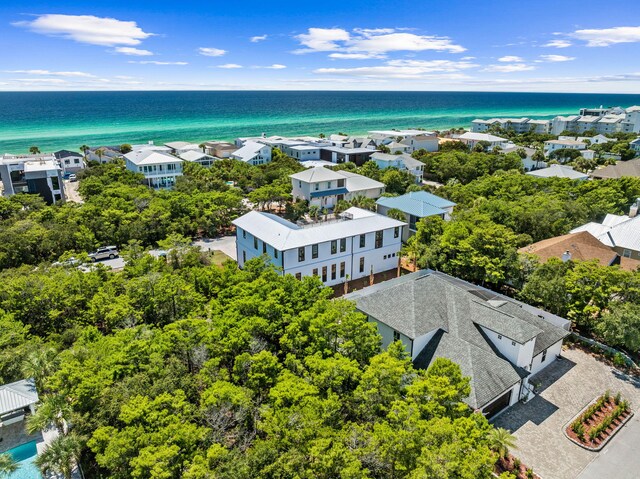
345, 270, 570, 409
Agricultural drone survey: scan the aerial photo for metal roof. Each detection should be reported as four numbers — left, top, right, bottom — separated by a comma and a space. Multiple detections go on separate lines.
0, 379, 38, 416
233, 207, 405, 251
377, 191, 455, 218
526, 165, 588, 180
310, 187, 349, 198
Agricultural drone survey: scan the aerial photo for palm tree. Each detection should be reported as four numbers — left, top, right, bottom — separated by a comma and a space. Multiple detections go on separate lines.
386, 208, 406, 221
26, 394, 72, 435
79, 145, 90, 162
29, 146, 41, 155
199, 143, 206, 153
35, 433, 83, 479
21, 347, 58, 393
487, 427, 517, 459
0, 454, 19, 478
94, 147, 105, 163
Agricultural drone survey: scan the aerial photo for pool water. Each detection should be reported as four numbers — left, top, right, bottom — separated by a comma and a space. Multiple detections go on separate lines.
5, 441, 42, 479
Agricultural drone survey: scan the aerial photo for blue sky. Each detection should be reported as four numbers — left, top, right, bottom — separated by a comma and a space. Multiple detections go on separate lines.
1, 0, 640, 92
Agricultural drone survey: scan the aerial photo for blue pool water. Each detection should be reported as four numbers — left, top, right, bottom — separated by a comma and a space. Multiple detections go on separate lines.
5, 441, 42, 479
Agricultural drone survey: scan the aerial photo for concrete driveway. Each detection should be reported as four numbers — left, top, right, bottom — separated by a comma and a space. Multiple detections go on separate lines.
493, 347, 640, 479
194, 236, 237, 260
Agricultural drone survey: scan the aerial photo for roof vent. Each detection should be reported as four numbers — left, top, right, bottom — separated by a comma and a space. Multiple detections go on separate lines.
629, 198, 640, 218
342, 212, 353, 221
561, 250, 572, 262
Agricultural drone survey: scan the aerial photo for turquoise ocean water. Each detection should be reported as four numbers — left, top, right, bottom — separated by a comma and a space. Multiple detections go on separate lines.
2, 91, 640, 153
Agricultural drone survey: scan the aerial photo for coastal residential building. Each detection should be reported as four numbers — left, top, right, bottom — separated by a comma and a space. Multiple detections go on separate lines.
470, 118, 552, 135
231, 141, 272, 165
124, 150, 183, 188
370, 152, 425, 182
283, 144, 322, 161
622, 107, 640, 134
179, 150, 217, 167
551, 115, 580, 135
0, 378, 38, 427
344, 270, 571, 418
290, 167, 385, 209
590, 158, 640, 179
376, 191, 456, 241
203, 141, 237, 158
519, 231, 639, 271
0, 154, 65, 204
319, 146, 377, 166
233, 207, 405, 287
543, 139, 587, 156
369, 130, 439, 153
54, 150, 85, 174
86, 146, 122, 163
455, 132, 511, 151
571, 203, 640, 263
164, 141, 201, 155
501, 146, 546, 171
526, 164, 588, 180
630, 137, 640, 153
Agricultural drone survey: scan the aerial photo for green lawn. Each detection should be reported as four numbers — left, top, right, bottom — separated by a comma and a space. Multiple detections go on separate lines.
209, 250, 234, 267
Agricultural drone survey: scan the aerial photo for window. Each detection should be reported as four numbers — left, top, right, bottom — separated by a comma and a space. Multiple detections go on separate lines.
541, 349, 547, 362
274, 249, 278, 259
340, 261, 345, 278
254, 237, 258, 250
312, 268, 318, 276
327, 181, 332, 189
623, 249, 632, 258
312, 244, 318, 259
322, 266, 327, 282
295, 272, 302, 280
51, 176, 60, 190
242, 229, 246, 239
74, 158, 80, 164
340, 238, 346, 252
375, 230, 383, 249
511, 340, 516, 346
242, 251, 246, 263
359, 257, 365, 273
263, 242, 267, 254
298, 247, 305, 262
331, 264, 337, 280
331, 240, 337, 254
394, 227, 400, 238
337, 178, 345, 187
315, 183, 319, 191
64, 159, 70, 165
298, 181, 302, 187
359, 234, 366, 248
393, 330, 400, 342
498, 334, 502, 340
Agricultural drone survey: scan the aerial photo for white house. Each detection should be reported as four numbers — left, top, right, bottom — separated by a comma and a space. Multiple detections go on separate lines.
124, 150, 183, 188
0, 378, 39, 427
233, 207, 405, 286
54, 150, 86, 174
231, 141, 272, 165
376, 191, 456, 241
551, 115, 580, 135
283, 144, 322, 161
543, 139, 587, 157
369, 130, 439, 153
290, 167, 385, 209
164, 141, 201, 155
370, 152, 425, 182
179, 150, 218, 167
455, 132, 511, 151
501, 146, 546, 171
526, 164, 589, 181
86, 146, 122, 163
345, 270, 570, 418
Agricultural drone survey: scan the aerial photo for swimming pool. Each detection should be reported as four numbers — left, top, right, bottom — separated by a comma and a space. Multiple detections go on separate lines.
4, 441, 42, 479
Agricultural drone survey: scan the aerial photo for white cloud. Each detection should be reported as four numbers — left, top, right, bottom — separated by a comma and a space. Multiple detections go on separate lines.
537, 54, 575, 62
571, 26, 640, 47
329, 52, 386, 60
129, 61, 188, 65
13, 14, 153, 46
198, 47, 227, 57
264, 64, 287, 69
294, 27, 465, 55
543, 39, 572, 48
460, 56, 476, 60
314, 59, 478, 79
483, 63, 536, 72
4, 69, 95, 77
114, 47, 153, 56
217, 63, 243, 69
13, 78, 68, 84
498, 55, 525, 62
295, 28, 350, 52
250, 34, 268, 42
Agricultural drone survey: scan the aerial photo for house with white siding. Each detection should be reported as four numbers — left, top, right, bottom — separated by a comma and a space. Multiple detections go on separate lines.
344, 270, 570, 419
290, 167, 385, 209
455, 132, 511, 151
124, 150, 183, 188
369, 130, 439, 153
179, 150, 218, 167
233, 207, 405, 287
231, 141, 272, 165
370, 152, 425, 182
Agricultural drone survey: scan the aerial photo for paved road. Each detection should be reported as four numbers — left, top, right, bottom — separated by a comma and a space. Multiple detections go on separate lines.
578, 414, 640, 479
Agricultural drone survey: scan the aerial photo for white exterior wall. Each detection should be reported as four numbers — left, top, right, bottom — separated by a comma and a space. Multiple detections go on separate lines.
408, 137, 439, 152
411, 329, 439, 361
480, 326, 534, 369
374, 319, 413, 354
530, 340, 563, 376
285, 146, 321, 160
236, 225, 403, 287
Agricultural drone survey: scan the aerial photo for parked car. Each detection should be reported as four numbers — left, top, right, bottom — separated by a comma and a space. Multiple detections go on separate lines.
89, 246, 119, 261
69, 174, 77, 182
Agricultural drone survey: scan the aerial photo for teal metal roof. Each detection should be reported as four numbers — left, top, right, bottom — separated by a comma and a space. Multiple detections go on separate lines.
377, 191, 455, 218
310, 187, 348, 198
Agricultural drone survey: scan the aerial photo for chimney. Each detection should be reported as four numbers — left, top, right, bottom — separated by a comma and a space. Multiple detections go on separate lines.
561, 250, 572, 262
630, 198, 640, 218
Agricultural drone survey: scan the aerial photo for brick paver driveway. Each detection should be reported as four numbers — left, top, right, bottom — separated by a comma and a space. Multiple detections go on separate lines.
493, 346, 640, 479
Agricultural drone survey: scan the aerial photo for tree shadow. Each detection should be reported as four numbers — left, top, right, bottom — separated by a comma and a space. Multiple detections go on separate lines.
612, 369, 640, 389
492, 395, 560, 432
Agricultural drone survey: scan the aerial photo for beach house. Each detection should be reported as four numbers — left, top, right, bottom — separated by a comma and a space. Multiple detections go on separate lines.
124, 150, 183, 188
231, 141, 272, 165
0, 154, 66, 204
